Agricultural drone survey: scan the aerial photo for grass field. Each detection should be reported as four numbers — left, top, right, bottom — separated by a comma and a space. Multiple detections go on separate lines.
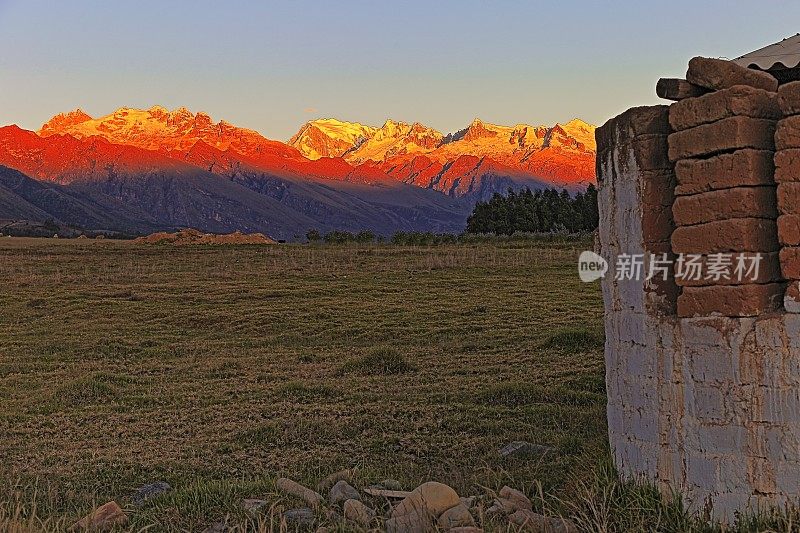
0, 237, 610, 530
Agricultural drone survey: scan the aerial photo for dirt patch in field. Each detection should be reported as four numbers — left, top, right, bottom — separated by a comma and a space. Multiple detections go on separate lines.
134, 229, 276, 245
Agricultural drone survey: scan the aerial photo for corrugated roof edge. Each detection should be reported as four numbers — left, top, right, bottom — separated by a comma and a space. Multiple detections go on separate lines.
733, 34, 800, 71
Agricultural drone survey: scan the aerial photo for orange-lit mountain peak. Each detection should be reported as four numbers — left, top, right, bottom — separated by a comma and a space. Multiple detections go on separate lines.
288, 118, 377, 160
36, 106, 300, 160
37, 108, 93, 137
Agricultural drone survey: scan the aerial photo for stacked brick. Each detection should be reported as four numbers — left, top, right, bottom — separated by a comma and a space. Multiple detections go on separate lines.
595, 105, 678, 314
665, 58, 784, 317
776, 82, 800, 311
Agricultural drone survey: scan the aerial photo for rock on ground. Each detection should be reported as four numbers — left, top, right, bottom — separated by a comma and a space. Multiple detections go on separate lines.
436, 503, 475, 529
343, 498, 376, 526
499, 486, 533, 511
131, 481, 171, 505
284, 507, 315, 526
276, 477, 324, 509
391, 481, 461, 519
508, 509, 578, 533
329, 480, 360, 506
69, 501, 128, 532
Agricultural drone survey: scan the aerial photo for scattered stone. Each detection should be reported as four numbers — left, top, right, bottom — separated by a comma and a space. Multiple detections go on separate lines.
391, 481, 461, 520
362, 488, 412, 499
242, 498, 268, 515
686, 56, 778, 93
488, 497, 519, 515
656, 78, 709, 101
436, 503, 475, 529
460, 496, 478, 509
132, 481, 171, 505
315, 527, 330, 533
385, 509, 430, 533
283, 507, 315, 526
667, 116, 776, 161
498, 441, 554, 458
276, 477, 324, 509
343, 498, 376, 526
508, 509, 578, 533
329, 480, 360, 506
316, 468, 356, 492
69, 501, 128, 532
499, 486, 533, 511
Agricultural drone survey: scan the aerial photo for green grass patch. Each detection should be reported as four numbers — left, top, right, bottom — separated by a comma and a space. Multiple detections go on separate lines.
337, 346, 415, 375
542, 325, 605, 353
276, 380, 336, 401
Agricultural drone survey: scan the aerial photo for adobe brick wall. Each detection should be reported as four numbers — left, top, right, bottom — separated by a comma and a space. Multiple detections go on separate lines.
777, 82, 800, 311
599, 57, 800, 522
667, 79, 781, 318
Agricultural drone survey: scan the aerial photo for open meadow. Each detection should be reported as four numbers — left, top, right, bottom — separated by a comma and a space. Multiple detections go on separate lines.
0, 237, 610, 531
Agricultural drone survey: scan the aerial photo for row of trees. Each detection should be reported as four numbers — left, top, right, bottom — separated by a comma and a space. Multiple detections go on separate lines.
304, 186, 599, 243
465, 185, 599, 235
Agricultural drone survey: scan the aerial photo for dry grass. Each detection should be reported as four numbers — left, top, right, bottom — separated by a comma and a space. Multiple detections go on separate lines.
0, 237, 607, 530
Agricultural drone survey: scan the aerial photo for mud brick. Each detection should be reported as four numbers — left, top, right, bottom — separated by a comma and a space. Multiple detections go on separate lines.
642, 204, 674, 243
775, 149, 800, 183
668, 117, 776, 161
686, 56, 778, 93
641, 170, 675, 206
669, 85, 780, 131
672, 186, 776, 226
595, 105, 670, 153
596, 134, 670, 174
780, 247, 800, 279
778, 81, 800, 116
656, 78, 710, 101
776, 115, 800, 150
777, 182, 800, 215
778, 214, 800, 245
674, 252, 782, 286
677, 283, 784, 317
671, 218, 778, 254
785, 281, 800, 313
674, 149, 774, 195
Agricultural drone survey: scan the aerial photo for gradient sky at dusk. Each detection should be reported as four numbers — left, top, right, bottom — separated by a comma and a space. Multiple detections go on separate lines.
1, 0, 799, 140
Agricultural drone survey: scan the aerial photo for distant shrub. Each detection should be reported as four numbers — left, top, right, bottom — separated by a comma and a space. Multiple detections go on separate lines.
390, 232, 458, 246
543, 326, 605, 353
338, 346, 414, 375
306, 229, 322, 242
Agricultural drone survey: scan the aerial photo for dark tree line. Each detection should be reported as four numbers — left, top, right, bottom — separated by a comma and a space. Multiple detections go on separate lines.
466, 185, 598, 235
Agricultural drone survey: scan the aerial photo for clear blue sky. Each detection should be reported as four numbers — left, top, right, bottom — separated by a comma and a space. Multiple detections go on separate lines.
1, 0, 798, 140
